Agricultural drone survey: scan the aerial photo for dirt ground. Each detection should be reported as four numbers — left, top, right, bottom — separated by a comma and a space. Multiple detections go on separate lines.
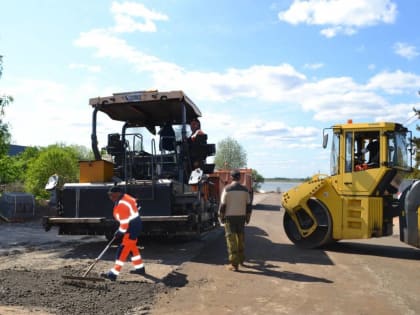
1, 192, 420, 315
0, 210, 222, 315
0, 226, 188, 315
151, 193, 420, 315
0, 268, 160, 315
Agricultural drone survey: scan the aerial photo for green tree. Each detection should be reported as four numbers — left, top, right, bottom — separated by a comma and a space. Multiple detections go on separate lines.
70, 144, 94, 160
0, 123, 11, 157
410, 107, 420, 178
410, 126, 420, 178
0, 146, 41, 185
0, 55, 13, 157
214, 137, 247, 169
0, 156, 21, 184
25, 145, 79, 199
252, 169, 264, 192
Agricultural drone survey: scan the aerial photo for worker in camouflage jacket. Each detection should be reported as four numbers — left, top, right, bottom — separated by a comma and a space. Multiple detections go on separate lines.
219, 169, 252, 271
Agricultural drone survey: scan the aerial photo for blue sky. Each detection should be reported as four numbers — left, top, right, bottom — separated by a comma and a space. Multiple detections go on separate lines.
1, 0, 420, 178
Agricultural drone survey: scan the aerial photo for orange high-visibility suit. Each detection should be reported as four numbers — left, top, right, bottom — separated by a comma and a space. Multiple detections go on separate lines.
110, 194, 144, 276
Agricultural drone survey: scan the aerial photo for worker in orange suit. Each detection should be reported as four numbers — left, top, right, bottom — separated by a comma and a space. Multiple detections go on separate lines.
101, 186, 145, 281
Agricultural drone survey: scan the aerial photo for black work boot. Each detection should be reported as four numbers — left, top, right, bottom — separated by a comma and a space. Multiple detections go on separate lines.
100, 271, 117, 281
130, 267, 146, 275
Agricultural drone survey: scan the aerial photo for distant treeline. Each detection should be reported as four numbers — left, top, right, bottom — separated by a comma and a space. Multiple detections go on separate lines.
264, 177, 308, 182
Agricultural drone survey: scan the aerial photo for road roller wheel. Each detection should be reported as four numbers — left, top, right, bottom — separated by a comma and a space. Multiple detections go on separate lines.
283, 198, 332, 249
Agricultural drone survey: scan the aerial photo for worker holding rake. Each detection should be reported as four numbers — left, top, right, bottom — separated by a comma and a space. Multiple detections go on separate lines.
101, 186, 145, 281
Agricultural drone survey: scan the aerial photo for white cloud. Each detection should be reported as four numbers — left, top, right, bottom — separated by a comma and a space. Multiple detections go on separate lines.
3, 79, 93, 147
110, 1, 168, 33
234, 120, 319, 150
303, 63, 324, 70
373, 102, 420, 123
368, 64, 376, 71
245, 120, 290, 137
367, 70, 420, 94
153, 64, 307, 102
75, 30, 309, 101
320, 26, 356, 38
69, 63, 102, 73
75, 29, 181, 75
300, 89, 389, 122
393, 42, 419, 60
278, 0, 397, 37
75, 25, 420, 127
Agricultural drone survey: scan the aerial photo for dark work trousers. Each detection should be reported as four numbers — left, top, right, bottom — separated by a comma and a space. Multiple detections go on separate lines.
224, 216, 246, 266
111, 216, 144, 275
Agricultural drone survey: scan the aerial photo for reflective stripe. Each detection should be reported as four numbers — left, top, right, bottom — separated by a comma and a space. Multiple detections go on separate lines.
116, 260, 124, 266
134, 263, 144, 269
119, 200, 137, 216
118, 227, 127, 233
120, 218, 130, 224
110, 268, 120, 275
119, 212, 138, 225
131, 255, 141, 261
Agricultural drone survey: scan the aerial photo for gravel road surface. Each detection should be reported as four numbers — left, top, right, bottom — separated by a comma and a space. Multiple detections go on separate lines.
1, 192, 419, 315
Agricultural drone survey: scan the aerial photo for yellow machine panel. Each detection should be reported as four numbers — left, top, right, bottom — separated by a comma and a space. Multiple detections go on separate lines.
341, 197, 383, 239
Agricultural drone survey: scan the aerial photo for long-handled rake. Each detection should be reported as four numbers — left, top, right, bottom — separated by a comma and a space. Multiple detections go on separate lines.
62, 235, 116, 282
